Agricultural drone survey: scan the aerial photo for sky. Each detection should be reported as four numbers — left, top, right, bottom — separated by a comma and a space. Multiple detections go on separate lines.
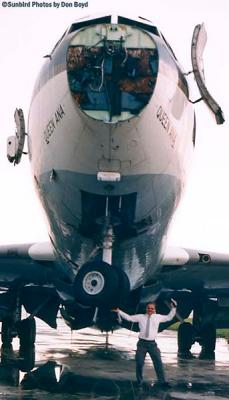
0, 0, 228, 253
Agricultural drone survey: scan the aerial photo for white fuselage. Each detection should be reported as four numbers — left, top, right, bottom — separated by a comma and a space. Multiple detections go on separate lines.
28, 20, 194, 289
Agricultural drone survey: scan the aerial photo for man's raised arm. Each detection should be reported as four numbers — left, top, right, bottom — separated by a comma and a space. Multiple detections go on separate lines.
112, 308, 141, 322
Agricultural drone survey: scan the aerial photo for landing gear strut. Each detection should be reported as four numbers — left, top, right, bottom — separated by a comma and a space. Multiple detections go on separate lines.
198, 323, 216, 359
177, 299, 217, 360
0, 288, 36, 349
178, 322, 195, 359
73, 200, 130, 312
17, 317, 36, 348
1, 289, 22, 348
1, 319, 16, 348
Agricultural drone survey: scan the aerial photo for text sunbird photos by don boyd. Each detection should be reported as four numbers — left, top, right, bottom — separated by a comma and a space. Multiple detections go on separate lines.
2, 1, 88, 7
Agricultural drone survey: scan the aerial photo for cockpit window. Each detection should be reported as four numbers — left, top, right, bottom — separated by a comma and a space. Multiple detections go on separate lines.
66, 23, 158, 122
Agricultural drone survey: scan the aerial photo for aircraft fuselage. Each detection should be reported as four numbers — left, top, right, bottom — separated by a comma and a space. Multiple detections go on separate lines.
28, 16, 195, 291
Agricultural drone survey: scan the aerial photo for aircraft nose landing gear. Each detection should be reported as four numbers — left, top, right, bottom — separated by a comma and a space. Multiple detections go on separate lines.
83, 270, 105, 295
73, 261, 130, 307
74, 216, 130, 308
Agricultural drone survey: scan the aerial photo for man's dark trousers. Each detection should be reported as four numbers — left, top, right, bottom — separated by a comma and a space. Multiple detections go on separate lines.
136, 338, 166, 384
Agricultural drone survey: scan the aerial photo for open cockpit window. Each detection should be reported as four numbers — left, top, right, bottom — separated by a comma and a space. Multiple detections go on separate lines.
66, 23, 158, 122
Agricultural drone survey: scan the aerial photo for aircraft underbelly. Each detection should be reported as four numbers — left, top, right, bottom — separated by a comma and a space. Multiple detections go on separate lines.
37, 169, 180, 288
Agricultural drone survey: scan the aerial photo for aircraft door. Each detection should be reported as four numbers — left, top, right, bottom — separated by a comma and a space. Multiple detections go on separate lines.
191, 23, 224, 124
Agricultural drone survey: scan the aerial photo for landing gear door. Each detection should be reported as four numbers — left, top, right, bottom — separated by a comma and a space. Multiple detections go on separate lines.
191, 23, 225, 124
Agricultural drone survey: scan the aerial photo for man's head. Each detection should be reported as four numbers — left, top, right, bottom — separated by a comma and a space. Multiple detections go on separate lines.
146, 302, 156, 315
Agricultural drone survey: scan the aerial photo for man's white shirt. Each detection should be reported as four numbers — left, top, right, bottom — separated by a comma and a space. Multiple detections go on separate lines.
118, 308, 176, 341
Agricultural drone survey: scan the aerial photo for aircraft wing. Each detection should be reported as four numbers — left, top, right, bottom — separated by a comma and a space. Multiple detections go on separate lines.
0, 242, 63, 328
162, 245, 229, 266
160, 245, 229, 298
0, 241, 57, 284
154, 246, 229, 329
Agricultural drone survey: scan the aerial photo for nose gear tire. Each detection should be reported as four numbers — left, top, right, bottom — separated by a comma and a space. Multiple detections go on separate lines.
73, 261, 120, 306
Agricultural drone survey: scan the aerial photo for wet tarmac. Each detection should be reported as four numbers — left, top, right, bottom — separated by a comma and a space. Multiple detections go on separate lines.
0, 316, 228, 399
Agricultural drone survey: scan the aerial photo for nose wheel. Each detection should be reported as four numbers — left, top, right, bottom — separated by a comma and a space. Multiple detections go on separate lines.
74, 261, 119, 306
83, 271, 105, 295
74, 206, 130, 308
74, 261, 130, 307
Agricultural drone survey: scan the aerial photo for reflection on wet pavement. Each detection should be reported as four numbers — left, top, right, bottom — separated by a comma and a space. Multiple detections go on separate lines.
0, 317, 228, 399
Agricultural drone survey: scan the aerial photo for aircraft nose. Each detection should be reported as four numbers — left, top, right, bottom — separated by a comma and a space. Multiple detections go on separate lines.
66, 22, 158, 123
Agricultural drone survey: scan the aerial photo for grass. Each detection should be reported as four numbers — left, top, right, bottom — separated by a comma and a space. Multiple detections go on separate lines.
168, 320, 229, 341
215, 329, 229, 340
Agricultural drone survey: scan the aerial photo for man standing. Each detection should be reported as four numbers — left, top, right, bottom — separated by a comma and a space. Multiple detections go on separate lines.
113, 301, 176, 387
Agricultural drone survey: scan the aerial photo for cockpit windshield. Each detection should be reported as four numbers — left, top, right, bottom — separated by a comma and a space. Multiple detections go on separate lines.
67, 23, 158, 122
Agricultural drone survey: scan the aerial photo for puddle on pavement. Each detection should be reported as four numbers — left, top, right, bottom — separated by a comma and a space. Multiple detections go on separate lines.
0, 318, 227, 399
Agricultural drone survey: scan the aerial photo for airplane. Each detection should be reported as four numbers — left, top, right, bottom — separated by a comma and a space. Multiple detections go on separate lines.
4, 13, 228, 360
